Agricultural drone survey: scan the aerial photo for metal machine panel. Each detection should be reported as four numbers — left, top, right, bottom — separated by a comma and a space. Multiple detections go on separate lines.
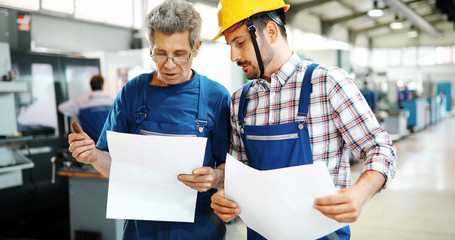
0, 81, 28, 136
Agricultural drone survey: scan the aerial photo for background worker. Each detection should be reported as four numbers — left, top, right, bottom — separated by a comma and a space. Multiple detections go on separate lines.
209, 0, 397, 239
360, 81, 378, 112
58, 75, 114, 142
67, 0, 231, 239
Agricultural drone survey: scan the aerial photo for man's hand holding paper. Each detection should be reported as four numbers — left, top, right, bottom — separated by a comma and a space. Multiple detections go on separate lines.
218, 154, 348, 240
106, 131, 208, 223
178, 165, 225, 192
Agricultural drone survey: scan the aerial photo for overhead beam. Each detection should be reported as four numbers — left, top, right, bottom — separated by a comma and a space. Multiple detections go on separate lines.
324, 12, 369, 26
366, 18, 445, 39
321, 0, 436, 36
321, 6, 389, 36
351, 12, 440, 35
322, 0, 422, 26
382, 0, 443, 37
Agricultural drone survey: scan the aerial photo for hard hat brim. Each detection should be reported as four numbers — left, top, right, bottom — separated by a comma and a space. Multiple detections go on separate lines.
211, 4, 290, 42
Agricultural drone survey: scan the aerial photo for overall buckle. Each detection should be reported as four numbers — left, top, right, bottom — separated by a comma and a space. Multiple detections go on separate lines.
296, 114, 307, 130
196, 120, 207, 133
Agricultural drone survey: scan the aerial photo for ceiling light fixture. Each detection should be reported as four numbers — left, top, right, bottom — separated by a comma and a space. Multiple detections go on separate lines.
407, 26, 418, 38
390, 15, 403, 29
368, 0, 384, 17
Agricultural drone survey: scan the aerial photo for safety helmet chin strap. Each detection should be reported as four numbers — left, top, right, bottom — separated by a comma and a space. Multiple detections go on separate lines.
244, 11, 285, 78
245, 18, 265, 78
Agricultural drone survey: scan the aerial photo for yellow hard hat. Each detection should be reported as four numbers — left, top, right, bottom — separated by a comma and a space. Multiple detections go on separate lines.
212, 0, 290, 41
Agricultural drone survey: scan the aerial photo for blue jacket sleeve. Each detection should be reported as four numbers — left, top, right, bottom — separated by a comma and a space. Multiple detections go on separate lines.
209, 82, 231, 166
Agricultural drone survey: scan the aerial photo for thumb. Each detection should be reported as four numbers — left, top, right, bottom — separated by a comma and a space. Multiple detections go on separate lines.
193, 166, 214, 175
219, 188, 225, 197
71, 121, 84, 134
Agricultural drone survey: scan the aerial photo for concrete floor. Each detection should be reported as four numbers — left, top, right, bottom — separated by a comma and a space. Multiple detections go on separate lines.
226, 115, 455, 240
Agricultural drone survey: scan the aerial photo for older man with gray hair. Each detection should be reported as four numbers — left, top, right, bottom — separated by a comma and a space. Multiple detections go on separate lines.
67, 0, 230, 239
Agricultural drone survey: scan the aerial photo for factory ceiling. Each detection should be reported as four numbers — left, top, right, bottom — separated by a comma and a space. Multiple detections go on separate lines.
196, 0, 455, 47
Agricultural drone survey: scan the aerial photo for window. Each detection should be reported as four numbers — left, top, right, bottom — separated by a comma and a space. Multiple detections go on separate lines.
352, 47, 369, 67
402, 47, 417, 66
371, 48, 387, 69
146, 0, 164, 14
194, 3, 219, 41
387, 48, 401, 66
41, 0, 74, 14
105, 0, 133, 27
0, 0, 39, 11
133, 0, 142, 29
74, 0, 133, 27
75, 0, 105, 22
435, 46, 452, 64
418, 46, 435, 65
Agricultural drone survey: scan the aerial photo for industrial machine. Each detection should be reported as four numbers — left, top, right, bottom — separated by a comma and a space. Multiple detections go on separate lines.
0, 42, 34, 189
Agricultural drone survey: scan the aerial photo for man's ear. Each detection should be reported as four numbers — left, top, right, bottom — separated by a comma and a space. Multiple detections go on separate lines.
264, 21, 279, 43
192, 40, 203, 57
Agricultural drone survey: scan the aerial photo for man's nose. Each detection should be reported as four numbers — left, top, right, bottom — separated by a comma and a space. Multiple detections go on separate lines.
230, 47, 240, 63
164, 57, 177, 68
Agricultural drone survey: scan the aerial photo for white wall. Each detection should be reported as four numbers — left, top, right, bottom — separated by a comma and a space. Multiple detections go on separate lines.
292, 12, 321, 35
300, 50, 338, 66
372, 31, 455, 48
354, 34, 370, 49
330, 24, 349, 43
192, 41, 244, 93
386, 65, 455, 85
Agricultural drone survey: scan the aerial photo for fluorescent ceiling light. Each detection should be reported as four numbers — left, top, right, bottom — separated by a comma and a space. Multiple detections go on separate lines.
407, 31, 418, 38
390, 22, 403, 29
368, 9, 384, 17
390, 15, 403, 29
368, 0, 383, 17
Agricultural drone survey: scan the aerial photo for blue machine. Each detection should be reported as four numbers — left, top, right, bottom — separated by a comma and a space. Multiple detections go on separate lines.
436, 82, 452, 112
403, 98, 427, 132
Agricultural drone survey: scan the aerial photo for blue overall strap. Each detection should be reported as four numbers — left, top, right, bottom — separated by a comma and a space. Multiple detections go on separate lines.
196, 76, 208, 133
196, 76, 227, 238
238, 80, 255, 128
297, 63, 319, 119
135, 78, 149, 126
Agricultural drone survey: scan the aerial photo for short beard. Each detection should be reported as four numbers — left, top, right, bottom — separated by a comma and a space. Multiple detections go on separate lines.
243, 35, 274, 80
259, 34, 273, 69
247, 64, 261, 80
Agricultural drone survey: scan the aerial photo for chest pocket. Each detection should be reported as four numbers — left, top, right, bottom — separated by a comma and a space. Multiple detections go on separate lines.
131, 78, 210, 138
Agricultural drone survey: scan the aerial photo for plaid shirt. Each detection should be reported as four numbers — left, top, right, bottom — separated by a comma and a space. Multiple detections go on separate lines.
229, 53, 397, 190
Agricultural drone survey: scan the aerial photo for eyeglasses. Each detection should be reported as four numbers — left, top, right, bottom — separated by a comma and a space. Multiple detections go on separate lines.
150, 52, 192, 65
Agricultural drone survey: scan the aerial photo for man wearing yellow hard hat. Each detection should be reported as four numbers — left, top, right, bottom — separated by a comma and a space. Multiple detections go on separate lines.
210, 0, 397, 239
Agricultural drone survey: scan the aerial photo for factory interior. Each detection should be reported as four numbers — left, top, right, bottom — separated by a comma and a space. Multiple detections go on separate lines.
0, 0, 454, 239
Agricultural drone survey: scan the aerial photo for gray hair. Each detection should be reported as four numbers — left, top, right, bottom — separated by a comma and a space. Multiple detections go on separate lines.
145, 0, 202, 50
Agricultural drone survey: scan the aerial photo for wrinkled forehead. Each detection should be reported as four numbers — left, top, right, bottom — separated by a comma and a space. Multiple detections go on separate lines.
151, 31, 192, 50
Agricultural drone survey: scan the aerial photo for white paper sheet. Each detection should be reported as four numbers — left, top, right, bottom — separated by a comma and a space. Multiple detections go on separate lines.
106, 131, 207, 222
225, 154, 347, 240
